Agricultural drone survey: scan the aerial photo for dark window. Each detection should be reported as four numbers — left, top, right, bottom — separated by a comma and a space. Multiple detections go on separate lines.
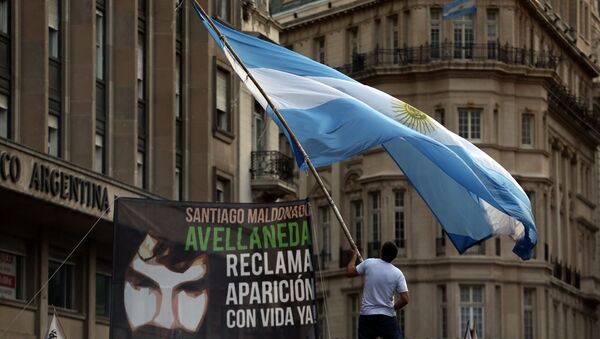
48, 260, 75, 310
0, 0, 10, 139
137, 0, 147, 188
215, 0, 230, 22
175, 7, 184, 200
95, 0, 107, 173
96, 273, 111, 317
216, 68, 231, 132
48, 0, 61, 157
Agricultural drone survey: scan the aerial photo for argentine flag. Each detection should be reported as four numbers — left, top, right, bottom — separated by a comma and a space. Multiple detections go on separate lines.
193, 4, 536, 260
443, 0, 477, 20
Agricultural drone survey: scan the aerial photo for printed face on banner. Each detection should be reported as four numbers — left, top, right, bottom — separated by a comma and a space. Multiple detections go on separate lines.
111, 199, 317, 339
124, 234, 208, 332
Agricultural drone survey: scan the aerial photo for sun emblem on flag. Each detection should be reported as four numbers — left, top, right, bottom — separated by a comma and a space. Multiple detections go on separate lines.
391, 98, 435, 134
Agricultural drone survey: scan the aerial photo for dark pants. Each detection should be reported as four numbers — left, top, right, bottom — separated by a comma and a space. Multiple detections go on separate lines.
358, 314, 403, 339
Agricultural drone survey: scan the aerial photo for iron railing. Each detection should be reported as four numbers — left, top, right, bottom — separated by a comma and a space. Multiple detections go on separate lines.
550, 258, 581, 289
250, 151, 294, 183
547, 81, 600, 135
335, 42, 559, 75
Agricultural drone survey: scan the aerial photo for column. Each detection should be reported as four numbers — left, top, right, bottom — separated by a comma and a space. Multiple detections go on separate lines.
112, 0, 137, 184
86, 242, 97, 339
151, 0, 175, 198
19, 0, 48, 152
69, 0, 95, 169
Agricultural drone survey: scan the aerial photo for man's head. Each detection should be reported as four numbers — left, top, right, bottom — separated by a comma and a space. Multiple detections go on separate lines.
380, 241, 398, 262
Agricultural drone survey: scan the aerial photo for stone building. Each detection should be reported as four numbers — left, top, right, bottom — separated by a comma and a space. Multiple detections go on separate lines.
0, 0, 295, 338
274, 0, 600, 338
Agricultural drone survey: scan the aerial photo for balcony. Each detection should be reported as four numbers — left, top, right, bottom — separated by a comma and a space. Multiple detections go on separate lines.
547, 81, 600, 138
250, 151, 296, 201
335, 42, 559, 77
436, 236, 446, 257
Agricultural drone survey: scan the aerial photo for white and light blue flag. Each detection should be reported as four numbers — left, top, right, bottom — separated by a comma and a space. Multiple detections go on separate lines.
443, 0, 477, 20
193, 4, 536, 260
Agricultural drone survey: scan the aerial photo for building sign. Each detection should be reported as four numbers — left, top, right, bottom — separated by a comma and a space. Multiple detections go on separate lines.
0, 251, 17, 300
0, 141, 152, 220
111, 198, 318, 339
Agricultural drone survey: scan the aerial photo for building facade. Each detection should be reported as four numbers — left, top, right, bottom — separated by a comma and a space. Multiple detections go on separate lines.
274, 0, 600, 338
0, 0, 297, 338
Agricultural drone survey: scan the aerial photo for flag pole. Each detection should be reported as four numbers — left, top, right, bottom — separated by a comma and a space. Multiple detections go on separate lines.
191, 0, 364, 262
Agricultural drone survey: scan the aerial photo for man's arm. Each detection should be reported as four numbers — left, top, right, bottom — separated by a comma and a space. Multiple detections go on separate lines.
346, 249, 360, 277
394, 292, 410, 311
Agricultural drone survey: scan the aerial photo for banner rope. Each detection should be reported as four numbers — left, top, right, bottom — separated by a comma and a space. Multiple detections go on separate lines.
0, 197, 117, 339
308, 203, 332, 339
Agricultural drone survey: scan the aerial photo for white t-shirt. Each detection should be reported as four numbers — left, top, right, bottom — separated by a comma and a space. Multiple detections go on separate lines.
355, 258, 408, 317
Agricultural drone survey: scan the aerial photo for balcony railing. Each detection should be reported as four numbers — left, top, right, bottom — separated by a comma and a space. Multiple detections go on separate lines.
251, 151, 294, 183
550, 258, 581, 289
547, 81, 600, 135
335, 42, 559, 76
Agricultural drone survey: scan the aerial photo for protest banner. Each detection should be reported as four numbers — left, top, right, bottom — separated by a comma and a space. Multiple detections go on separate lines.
110, 198, 317, 339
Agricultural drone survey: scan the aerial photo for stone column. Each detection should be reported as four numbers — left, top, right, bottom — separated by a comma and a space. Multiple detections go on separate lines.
111, 0, 137, 184
187, 0, 212, 200
86, 241, 97, 339
69, 0, 95, 169
151, 0, 175, 198
19, 0, 48, 152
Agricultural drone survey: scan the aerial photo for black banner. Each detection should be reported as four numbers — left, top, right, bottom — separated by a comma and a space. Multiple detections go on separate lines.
110, 199, 317, 339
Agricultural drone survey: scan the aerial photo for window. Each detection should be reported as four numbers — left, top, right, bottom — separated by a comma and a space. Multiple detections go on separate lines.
458, 109, 481, 141
175, 32, 184, 199
317, 299, 328, 339
216, 68, 230, 132
460, 285, 485, 339
215, 177, 230, 202
315, 37, 325, 64
397, 308, 406, 336
349, 294, 360, 338
388, 16, 399, 64
252, 100, 265, 151
48, 0, 59, 59
438, 285, 448, 339
487, 9, 499, 59
0, 93, 7, 138
215, 0, 230, 22
394, 190, 406, 255
96, 1, 107, 173
348, 28, 359, 60
48, 114, 60, 156
135, 151, 144, 188
318, 206, 331, 269
522, 114, 534, 146
48, 0, 61, 157
523, 288, 536, 339
0, 0, 7, 34
94, 133, 104, 173
453, 15, 474, 59
434, 108, 445, 126
0, 251, 25, 301
430, 8, 442, 59
95, 5, 105, 81
96, 273, 111, 317
48, 260, 75, 310
351, 201, 363, 248
137, 2, 147, 188
0, 0, 10, 139
369, 192, 381, 250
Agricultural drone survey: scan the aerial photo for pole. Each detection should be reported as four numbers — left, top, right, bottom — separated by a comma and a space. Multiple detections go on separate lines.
191, 0, 364, 261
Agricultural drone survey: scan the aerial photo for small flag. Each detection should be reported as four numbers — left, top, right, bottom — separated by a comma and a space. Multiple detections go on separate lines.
44, 314, 65, 339
443, 0, 477, 20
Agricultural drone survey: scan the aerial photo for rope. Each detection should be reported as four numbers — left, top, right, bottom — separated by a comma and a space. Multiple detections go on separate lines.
308, 202, 332, 339
0, 198, 117, 339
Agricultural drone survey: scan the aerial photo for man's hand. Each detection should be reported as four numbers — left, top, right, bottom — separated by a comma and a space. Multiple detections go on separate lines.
346, 248, 360, 278
394, 292, 410, 311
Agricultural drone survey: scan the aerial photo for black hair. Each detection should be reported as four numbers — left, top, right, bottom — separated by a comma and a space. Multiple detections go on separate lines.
381, 241, 398, 262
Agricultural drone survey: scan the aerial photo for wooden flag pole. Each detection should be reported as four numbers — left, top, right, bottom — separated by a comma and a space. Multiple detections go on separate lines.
191, 0, 364, 262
